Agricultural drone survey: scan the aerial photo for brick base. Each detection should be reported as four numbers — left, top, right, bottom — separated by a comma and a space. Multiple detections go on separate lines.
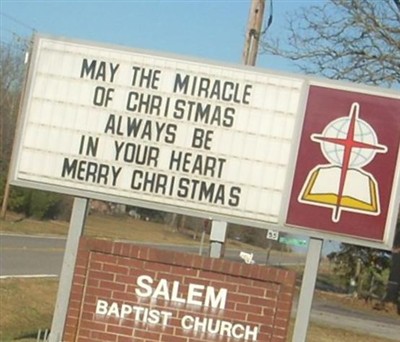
63, 237, 296, 341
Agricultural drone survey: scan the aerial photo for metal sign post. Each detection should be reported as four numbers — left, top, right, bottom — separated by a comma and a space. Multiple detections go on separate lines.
292, 237, 323, 342
209, 221, 227, 258
49, 197, 89, 342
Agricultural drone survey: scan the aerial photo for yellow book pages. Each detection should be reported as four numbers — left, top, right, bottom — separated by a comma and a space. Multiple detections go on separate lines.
300, 166, 378, 213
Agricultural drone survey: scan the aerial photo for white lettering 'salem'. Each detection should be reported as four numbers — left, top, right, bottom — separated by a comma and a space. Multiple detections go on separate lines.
135, 275, 227, 309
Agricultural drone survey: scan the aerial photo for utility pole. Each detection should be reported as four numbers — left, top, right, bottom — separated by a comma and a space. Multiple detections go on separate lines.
243, 0, 265, 66
0, 112, 6, 218
209, 0, 266, 259
1, 179, 10, 219
247, 4, 326, 341
1, 100, 16, 220
1, 36, 33, 220
244, 3, 323, 342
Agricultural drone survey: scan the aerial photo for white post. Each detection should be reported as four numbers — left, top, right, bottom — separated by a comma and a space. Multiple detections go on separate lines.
209, 221, 227, 258
49, 197, 88, 342
292, 238, 323, 342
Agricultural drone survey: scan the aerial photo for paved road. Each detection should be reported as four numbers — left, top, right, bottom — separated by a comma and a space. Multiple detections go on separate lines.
293, 297, 400, 341
0, 234, 66, 277
1, 233, 399, 340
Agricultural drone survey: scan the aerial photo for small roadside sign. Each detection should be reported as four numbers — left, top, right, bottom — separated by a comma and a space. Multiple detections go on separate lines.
266, 229, 280, 241
279, 236, 308, 247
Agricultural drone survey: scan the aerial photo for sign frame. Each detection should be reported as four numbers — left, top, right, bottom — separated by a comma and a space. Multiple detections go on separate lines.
9, 34, 306, 226
9, 34, 400, 250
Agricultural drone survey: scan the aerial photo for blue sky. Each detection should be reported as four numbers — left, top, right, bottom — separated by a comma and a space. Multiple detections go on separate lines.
0, 0, 325, 73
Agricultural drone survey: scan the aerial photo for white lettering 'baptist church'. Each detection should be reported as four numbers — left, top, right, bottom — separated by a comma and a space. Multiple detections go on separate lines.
95, 299, 259, 341
135, 275, 227, 309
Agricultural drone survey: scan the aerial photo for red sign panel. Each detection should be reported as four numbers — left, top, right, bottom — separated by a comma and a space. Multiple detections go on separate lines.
286, 85, 400, 242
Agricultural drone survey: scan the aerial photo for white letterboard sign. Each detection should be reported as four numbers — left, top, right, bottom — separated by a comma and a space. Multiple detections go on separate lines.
11, 35, 306, 224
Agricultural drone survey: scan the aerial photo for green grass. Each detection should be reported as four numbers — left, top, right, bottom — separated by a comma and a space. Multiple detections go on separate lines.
0, 278, 58, 341
2, 212, 206, 245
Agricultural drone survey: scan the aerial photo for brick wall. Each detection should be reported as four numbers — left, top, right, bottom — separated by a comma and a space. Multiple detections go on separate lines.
63, 237, 296, 342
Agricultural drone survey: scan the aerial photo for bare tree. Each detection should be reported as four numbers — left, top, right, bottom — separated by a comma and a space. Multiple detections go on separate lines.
0, 38, 27, 173
1, 37, 29, 217
261, 0, 400, 87
261, 0, 400, 311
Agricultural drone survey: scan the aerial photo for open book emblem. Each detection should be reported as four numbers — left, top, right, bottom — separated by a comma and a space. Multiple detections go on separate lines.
299, 102, 388, 222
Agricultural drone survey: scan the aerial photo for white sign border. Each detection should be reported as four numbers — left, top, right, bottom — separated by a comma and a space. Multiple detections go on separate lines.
9, 34, 400, 250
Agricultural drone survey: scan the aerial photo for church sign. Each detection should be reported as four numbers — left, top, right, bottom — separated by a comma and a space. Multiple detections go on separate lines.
10, 35, 400, 249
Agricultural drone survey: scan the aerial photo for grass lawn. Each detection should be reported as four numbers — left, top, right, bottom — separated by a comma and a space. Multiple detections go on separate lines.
0, 278, 58, 341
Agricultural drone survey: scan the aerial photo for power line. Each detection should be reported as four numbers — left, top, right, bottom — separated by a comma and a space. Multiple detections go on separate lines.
0, 11, 36, 33
261, 0, 273, 35
393, 0, 400, 12
0, 29, 32, 51
0, 12, 36, 50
